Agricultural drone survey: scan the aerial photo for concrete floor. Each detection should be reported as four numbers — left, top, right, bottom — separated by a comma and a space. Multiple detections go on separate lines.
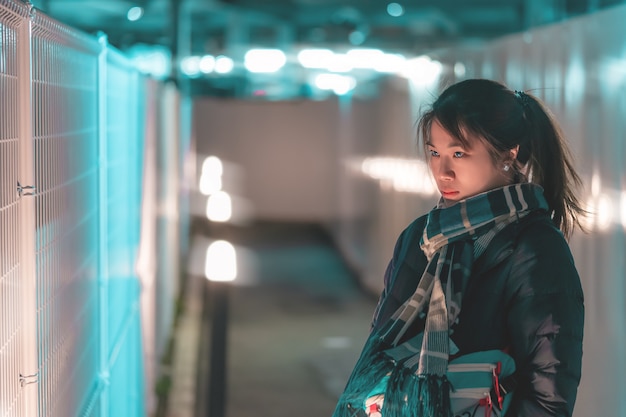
166, 221, 378, 417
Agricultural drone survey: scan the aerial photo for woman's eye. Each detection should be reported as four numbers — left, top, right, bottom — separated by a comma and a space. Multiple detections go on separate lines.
429, 150, 439, 157
453, 151, 465, 158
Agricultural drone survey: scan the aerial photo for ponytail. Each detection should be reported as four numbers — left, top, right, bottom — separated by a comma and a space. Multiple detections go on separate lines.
518, 92, 586, 238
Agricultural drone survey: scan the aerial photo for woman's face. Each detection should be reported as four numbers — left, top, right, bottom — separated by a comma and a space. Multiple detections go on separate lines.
427, 120, 512, 206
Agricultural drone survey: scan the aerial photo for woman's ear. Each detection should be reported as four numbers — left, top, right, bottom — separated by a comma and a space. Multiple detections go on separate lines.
510, 145, 520, 161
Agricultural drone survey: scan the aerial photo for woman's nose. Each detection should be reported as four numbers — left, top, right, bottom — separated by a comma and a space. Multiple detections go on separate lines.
438, 158, 454, 180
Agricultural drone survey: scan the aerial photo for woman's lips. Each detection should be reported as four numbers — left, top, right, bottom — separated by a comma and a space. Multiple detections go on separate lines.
441, 190, 459, 198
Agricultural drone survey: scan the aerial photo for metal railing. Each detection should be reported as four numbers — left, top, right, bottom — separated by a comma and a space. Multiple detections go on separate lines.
0, 1, 180, 416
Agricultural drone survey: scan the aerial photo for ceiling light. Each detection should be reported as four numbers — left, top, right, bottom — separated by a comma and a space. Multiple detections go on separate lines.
180, 56, 201, 77
314, 74, 356, 95
373, 53, 406, 73
199, 55, 216, 73
400, 56, 442, 85
244, 49, 287, 73
349, 30, 366, 45
387, 3, 404, 17
215, 56, 234, 74
297, 49, 334, 69
127, 6, 143, 22
347, 48, 384, 69
327, 53, 352, 73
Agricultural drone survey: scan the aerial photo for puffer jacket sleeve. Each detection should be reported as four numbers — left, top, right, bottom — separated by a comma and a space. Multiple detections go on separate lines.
370, 215, 428, 331
504, 222, 584, 417
370, 225, 405, 331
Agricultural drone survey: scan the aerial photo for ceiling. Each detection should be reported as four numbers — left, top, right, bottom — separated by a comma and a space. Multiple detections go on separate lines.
34, 0, 621, 52
29, 0, 623, 97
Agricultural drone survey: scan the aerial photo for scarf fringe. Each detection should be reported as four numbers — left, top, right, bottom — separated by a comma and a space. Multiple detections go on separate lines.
381, 366, 415, 417
332, 337, 394, 417
415, 375, 453, 417
333, 361, 454, 417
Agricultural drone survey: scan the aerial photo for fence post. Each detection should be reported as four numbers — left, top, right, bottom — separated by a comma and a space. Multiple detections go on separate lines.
97, 32, 111, 417
17, 4, 40, 416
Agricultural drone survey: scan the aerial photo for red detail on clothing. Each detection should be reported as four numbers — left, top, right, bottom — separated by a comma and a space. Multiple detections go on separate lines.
479, 393, 493, 417
492, 361, 504, 409
368, 403, 381, 414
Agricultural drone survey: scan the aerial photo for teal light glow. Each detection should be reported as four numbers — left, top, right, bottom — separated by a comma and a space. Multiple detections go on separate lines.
387, 2, 404, 17
127, 6, 144, 22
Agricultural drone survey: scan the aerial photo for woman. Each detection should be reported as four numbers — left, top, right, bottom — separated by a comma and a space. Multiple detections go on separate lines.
333, 79, 585, 417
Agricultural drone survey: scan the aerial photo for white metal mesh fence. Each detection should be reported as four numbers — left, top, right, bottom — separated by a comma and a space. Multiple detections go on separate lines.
0, 3, 29, 417
30, 13, 101, 417
0, 0, 177, 415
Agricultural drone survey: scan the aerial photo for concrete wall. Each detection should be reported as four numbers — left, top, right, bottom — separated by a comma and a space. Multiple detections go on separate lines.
193, 98, 342, 222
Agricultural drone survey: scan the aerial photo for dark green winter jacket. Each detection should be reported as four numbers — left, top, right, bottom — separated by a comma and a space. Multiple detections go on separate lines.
372, 210, 584, 417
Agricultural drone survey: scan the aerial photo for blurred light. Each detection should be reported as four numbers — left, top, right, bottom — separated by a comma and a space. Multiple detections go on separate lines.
349, 30, 366, 45
387, 3, 404, 17
314, 73, 356, 95
401, 56, 442, 86
244, 49, 286, 73
297, 49, 335, 69
582, 196, 595, 231
205, 240, 237, 281
602, 58, 626, 90
581, 174, 625, 231
346, 48, 384, 69
206, 191, 232, 222
596, 194, 613, 231
454, 62, 466, 78
327, 53, 352, 73
215, 55, 234, 74
127, 45, 170, 79
181, 56, 201, 77
199, 174, 222, 195
199, 157, 223, 195
374, 53, 406, 73
199, 55, 216, 73
591, 171, 601, 196
621, 191, 626, 229
565, 57, 585, 101
359, 157, 437, 195
127, 6, 143, 21
202, 156, 223, 177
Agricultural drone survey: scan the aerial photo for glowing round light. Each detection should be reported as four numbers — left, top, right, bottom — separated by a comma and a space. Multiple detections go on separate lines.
215, 55, 234, 74
205, 240, 237, 281
454, 62, 466, 78
401, 55, 443, 86
620, 191, 626, 229
244, 49, 286, 73
180, 56, 201, 77
349, 30, 366, 45
314, 73, 356, 95
206, 191, 232, 222
199, 156, 223, 195
387, 3, 404, 17
199, 55, 216, 73
202, 156, 223, 177
297, 49, 334, 69
127, 6, 144, 22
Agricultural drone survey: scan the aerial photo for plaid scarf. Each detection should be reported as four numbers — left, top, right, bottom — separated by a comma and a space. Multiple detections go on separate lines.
333, 183, 548, 417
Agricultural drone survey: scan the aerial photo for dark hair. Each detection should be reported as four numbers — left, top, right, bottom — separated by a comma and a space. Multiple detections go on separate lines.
417, 78, 586, 238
